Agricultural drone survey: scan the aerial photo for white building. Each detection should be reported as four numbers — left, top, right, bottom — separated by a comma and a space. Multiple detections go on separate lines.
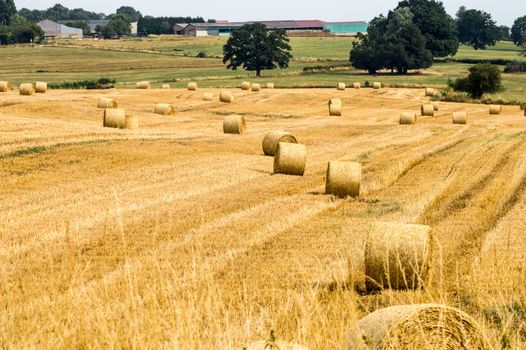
37, 20, 83, 40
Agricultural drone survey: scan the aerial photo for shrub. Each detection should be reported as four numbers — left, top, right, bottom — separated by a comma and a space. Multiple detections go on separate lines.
449, 64, 502, 99
504, 61, 526, 73
196, 51, 207, 58
49, 78, 116, 90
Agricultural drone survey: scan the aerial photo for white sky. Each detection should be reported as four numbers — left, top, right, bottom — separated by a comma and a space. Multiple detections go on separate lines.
15, 0, 524, 26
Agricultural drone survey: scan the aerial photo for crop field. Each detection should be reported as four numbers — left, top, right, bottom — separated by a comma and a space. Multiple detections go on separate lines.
1, 86, 525, 348
1, 37, 525, 103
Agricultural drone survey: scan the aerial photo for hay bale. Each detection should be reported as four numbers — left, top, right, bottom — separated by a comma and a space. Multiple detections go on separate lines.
262, 130, 298, 156
350, 304, 491, 350
35, 82, 47, 93
421, 104, 434, 117
489, 105, 502, 115
325, 161, 361, 198
220, 90, 234, 103
137, 81, 150, 89
266, 83, 275, 89
399, 112, 416, 125
103, 108, 126, 129
246, 340, 309, 350
373, 82, 382, 89
431, 101, 439, 111
223, 115, 246, 134
252, 83, 261, 92
273, 142, 307, 176
329, 98, 342, 116
241, 81, 251, 90
162, 84, 171, 89
97, 98, 118, 109
337, 82, 346, 91
154, 103, 175, 116
453, 111, 467, 124
0, 81, 10, 92
19, 83, 35, 96
125, 116, 139, 130
353, 82, 361, 89
203, 93, 214, 101
365, 222, 431, 291
425, 88, 435, 97
188, 82, 198, 91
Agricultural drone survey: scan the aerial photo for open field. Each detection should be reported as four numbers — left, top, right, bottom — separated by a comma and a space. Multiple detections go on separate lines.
1, 37, 525, 103
1, 87, 526, 348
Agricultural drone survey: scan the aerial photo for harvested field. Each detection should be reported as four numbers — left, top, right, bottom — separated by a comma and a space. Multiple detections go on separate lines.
1, 87, 526, 349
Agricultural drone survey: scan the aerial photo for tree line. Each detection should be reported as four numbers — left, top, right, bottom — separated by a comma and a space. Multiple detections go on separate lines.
350, 0, 526, 74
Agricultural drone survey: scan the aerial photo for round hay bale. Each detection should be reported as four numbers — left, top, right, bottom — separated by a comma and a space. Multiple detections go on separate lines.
97, 98, 118, 109
325, 161, 361, 198
137, 81, 150, 89
425, 88, 435, 97
353, 82, 361, 89
337, 82, 346, 91
421, 104, 434, 117
489, 105, 502, 115
251, 83, 261, 92
365, 222, 431, 291
154, 103, 175, 116
0, 81, 10, 92
188, 82, 198, 91
125, 115, 139, 130
241, 81, 251, 90
399, 112, 416, 125
220, 90, 234, 103
453, 111, 467, 125
103, 108, 126, 129
350, 304, 491, 350
273, 142, 307, 176
431, 101, 440, 111
35, 82, 47, 93
329, 98, 342, 116
246, 340, 309, 350
19, 83, 35, 96
373, 82, 382, 89
262, 130, 298, 156
266, 83, 275, 89
162, 84, 171, 89
203, 93, 214, 101
223, 115, 246, 134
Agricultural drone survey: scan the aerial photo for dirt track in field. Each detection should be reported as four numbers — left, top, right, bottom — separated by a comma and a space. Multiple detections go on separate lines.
1, 87, 525, 348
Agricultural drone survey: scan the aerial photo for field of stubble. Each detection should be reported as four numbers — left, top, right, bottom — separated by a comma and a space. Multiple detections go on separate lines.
1, 87, 525, 349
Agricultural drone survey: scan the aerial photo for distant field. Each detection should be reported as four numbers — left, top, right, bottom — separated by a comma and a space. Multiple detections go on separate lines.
0, 37, 524, 102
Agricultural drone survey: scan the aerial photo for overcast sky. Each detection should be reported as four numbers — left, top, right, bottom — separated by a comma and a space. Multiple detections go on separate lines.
15, 0, 524, 26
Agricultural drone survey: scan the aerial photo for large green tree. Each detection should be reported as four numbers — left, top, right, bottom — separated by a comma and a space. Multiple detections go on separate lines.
396, 0, 459, 57
350, 8, 432, 74
456, 8, 499, 50
100, 14, 131, 39
223, 23, 292, 77
116, 6, 142, 22
0, 0, 17, 25
511, 15, 526, 46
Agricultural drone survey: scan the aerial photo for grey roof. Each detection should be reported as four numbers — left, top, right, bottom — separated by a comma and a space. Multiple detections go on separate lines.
37, 19, 83, 37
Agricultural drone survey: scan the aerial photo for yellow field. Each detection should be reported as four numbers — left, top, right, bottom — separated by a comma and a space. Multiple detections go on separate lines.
1, 87, 525, 348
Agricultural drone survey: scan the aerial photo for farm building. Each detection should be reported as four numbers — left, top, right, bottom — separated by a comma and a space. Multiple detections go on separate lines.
37, 20, 83, 40
57, 20, 138, 36
177, 20, 368, 37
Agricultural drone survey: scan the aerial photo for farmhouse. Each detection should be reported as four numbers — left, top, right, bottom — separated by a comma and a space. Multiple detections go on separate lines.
177, 20, 368, 37
37, 19, 83, 40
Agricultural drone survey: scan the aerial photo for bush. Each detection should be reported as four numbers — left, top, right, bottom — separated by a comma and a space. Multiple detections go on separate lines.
0, 23, 43, 45
504, 61, 526, 73
196, 51, 207, 58
49, 78, 116, 90
449, 64, 503, 99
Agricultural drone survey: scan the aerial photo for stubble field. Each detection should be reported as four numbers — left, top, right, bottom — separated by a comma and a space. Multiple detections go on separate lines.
1, 86, 525, 348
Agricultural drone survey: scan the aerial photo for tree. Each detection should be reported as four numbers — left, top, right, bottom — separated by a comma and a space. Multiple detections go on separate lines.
350, 9, 432, 74
497, 25, 510, 41
396, 0, 459, 57
116, 6, 142, 22
450, 64, 502, 98
223, 23, 292, 77
456, 8, 499, 50
100, 14, 131, 39
511, 15, 526, 46
0, 0, 17, 25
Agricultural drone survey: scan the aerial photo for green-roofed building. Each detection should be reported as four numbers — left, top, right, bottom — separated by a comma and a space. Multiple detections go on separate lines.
324, 22, 369, 35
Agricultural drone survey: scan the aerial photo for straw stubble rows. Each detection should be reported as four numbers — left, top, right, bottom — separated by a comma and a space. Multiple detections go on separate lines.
1, 87, 525, 348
